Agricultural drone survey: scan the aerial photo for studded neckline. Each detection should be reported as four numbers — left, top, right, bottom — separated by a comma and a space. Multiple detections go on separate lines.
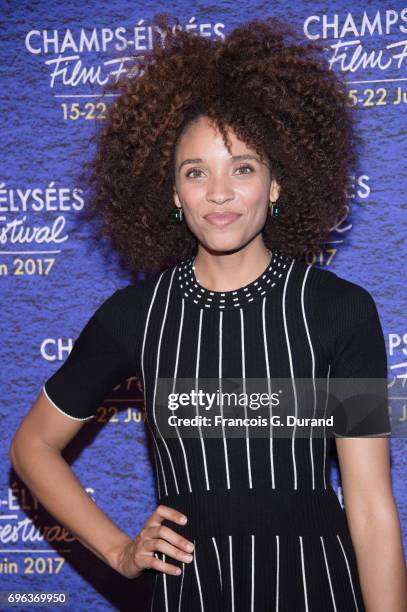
175, 249, 293, 310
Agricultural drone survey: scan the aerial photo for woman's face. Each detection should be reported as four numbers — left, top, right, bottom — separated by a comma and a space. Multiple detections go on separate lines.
173, 114, 280, 254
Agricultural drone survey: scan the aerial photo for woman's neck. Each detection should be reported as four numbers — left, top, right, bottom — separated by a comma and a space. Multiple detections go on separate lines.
192, 244, 273, 293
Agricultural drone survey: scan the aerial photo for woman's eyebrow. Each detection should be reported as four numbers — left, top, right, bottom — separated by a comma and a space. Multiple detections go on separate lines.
178, 154, 261, 171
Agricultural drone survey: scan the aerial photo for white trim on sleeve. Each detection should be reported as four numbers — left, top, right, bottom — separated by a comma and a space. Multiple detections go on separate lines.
42, 383, 95, 422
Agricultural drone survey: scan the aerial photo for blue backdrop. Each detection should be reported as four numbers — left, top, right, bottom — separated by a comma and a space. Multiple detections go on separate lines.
2, 2, 406, 610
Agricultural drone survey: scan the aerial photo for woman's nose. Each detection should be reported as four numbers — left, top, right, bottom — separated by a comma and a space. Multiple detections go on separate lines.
205, 177, 234, 204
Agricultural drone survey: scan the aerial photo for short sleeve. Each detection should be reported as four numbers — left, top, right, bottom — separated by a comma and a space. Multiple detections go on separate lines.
329, 292, 391, 437
43, 286, 138, 421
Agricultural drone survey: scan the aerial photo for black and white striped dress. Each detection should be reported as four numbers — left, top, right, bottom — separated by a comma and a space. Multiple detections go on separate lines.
43, 249, 391, 611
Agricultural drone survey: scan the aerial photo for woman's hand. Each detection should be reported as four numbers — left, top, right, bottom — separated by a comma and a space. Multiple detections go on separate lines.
115, 504, 195, 579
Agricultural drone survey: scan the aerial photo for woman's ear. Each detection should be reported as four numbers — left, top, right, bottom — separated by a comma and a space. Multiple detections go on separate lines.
173, 190, 182, 209
269, 179, 281, 202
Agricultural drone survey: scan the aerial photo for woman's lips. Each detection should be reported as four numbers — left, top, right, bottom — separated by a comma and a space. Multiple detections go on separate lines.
204, 213, 242, 227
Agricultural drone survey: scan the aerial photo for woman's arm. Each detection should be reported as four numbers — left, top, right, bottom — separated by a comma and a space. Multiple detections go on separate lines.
9, 389, 133, 573
336, 436, 407, 612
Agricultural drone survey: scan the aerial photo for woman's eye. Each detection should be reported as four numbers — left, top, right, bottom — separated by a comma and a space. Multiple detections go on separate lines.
185, 165, 254, 179
185, 169, 203, 178
235, 164, 254, 174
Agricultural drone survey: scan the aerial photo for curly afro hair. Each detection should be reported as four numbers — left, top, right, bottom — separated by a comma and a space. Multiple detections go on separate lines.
77, 12, 362, 277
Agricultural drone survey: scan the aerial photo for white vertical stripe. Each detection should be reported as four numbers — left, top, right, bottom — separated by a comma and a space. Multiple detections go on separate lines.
195, 308, 210, 490
336, 534, 360, 612
275, 535, 280, 612
151, 268, 181, 494
219, 311, 231, 489
193, 539, 205, 611
320, 536, 338, 612
141, 271, 169, 495
301, 265, 317, 490
151, 443, 161, 499
171, 295, 193, 493
323, 364, 332, 489
150, 572, 158, 612
152, 551, 160, 612
251, 534, 255, 612
178, 562, 186, 612
240, 309, 253, 488
152, 436, 169, 499
211, 536, 223, 590
262, 296, 275, 488
141, 271, 164, 405
162, 552, 169, 612
282, 260, 298, 489
299, 536, 309, 612
229, 535, 235, 612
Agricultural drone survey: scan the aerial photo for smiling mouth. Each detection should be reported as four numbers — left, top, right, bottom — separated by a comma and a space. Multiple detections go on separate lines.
204, 212, 242, 227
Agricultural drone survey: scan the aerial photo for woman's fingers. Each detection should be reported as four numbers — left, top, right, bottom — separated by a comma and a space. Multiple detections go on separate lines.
137, 504, 195, 576
149, 552, 183, 576
143, 530, 194, 564
147, 504, 188, 528
144, 522, 195, 554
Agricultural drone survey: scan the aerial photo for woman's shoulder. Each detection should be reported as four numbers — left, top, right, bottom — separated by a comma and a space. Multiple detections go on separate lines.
94, 262, 180, 323
293, 259, 381, 333
88, 278, 152, 333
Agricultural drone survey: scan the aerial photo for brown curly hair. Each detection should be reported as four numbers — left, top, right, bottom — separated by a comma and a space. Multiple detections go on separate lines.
77, 12, 362, 277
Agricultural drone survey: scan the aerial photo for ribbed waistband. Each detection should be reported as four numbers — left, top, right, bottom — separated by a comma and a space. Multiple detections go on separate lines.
159, 487, 349, 537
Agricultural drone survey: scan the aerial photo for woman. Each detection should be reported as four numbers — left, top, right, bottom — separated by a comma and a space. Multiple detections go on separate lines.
9, 14, 406, 612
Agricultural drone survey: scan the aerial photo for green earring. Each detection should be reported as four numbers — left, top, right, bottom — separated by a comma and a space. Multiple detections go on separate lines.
174, 206, 183, 223
269, 200, 280, 218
